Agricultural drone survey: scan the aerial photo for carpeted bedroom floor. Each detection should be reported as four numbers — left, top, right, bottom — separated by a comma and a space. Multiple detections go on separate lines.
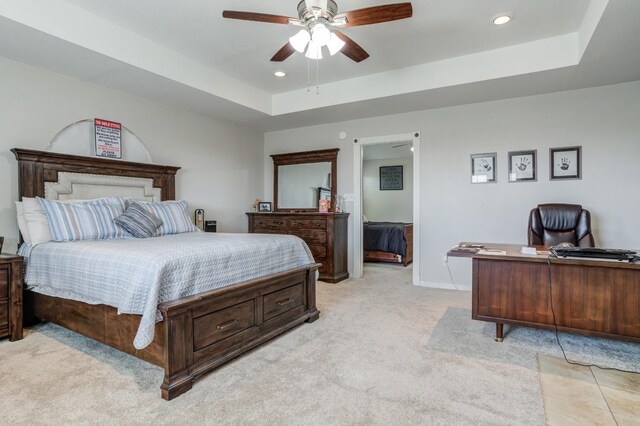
1, 264, 637, 425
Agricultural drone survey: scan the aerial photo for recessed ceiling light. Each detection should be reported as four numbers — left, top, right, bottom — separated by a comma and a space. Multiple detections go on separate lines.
274, 71, 286, 77
493, 15, 512, 25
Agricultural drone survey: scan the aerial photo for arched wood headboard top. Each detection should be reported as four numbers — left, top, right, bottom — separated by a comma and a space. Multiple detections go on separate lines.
12, 148, 180, 201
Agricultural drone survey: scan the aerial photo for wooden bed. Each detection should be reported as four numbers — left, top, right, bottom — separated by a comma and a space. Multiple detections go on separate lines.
12, 148, 320, 400
363, 223, 413, 267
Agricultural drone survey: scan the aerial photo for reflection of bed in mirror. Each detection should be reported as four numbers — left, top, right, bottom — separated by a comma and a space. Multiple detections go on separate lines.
363, 222, 413, 267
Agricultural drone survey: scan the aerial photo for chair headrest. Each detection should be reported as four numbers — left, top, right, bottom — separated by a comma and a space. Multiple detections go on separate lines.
537, 203, 583, 231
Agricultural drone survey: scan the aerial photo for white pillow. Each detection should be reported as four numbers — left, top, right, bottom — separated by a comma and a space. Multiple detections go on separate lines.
22, 197, 53, 244
15, 201, 31, 244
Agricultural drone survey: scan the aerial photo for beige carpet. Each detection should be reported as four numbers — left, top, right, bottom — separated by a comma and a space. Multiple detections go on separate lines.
0, 264, 545, 425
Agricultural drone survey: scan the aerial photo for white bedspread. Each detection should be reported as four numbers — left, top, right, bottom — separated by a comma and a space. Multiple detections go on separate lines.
21, 232, 315, 349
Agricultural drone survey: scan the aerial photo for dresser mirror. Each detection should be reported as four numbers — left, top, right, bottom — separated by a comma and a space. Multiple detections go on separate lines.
272, 148, 339, 211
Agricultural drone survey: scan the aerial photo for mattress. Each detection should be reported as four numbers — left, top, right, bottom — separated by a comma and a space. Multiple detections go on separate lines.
20, 232, 315, 349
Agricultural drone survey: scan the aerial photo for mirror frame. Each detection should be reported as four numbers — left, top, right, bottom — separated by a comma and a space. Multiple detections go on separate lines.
271, 148, 339, 212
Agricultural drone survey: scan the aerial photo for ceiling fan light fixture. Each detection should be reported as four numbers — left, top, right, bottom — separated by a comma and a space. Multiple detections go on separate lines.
305, 40, 323, 60
327, 32, 345, 55
289, 29, 311, 53
311, 23, 331, 46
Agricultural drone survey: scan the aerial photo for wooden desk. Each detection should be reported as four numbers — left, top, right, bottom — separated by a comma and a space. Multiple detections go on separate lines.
449, 243, 640, 343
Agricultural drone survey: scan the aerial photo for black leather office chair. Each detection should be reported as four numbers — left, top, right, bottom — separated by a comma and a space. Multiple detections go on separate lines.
528, 204, 595, 247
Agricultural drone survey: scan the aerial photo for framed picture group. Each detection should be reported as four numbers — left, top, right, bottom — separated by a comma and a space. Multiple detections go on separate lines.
471, 146, 582, 184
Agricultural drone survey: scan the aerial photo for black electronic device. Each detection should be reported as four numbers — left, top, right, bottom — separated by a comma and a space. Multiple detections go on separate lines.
204, 221, 217, 233
551, 246, 639, 262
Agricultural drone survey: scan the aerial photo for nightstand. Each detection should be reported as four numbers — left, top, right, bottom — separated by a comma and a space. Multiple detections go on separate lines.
0, 255, 23, 341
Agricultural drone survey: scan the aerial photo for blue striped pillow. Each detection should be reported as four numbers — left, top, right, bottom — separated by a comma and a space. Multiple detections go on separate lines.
114, 203, 162, 238
131, 200, 198, 236
37, 197, 127, 242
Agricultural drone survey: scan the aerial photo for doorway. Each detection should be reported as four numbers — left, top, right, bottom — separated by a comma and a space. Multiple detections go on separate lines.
352, 133, 421, 285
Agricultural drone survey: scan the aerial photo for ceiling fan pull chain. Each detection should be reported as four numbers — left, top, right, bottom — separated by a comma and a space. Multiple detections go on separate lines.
316, 57, 320, 94
307, 56, 311, 92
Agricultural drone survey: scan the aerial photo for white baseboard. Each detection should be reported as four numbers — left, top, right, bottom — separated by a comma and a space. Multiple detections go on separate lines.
417, 280, 471, 291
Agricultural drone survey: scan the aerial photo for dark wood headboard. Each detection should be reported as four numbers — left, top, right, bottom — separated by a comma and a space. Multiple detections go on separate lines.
11, 149, 180, 201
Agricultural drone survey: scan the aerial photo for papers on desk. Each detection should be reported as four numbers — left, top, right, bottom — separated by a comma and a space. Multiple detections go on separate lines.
477, 249, 507, 256
449, 247, 479, 255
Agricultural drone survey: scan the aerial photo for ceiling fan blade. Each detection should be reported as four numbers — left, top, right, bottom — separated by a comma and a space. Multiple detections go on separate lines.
392, 143, 409, 148
333, 31, 369, 62
333, 2, 413, 27
222, 11, 294, 25
270, 42, 296, 62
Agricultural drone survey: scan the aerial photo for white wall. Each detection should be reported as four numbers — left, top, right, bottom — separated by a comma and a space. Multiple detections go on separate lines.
264, 81, 640, 289
0, 57, 264, 254
363, 157, 413, 222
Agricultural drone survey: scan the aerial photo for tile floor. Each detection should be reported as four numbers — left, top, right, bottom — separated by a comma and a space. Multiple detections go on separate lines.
538, 354, 640, 425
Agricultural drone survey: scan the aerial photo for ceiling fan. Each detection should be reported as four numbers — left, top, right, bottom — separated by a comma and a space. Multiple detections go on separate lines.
222, 1, 413, 63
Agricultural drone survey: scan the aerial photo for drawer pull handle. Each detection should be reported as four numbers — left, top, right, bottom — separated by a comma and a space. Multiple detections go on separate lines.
217, 319, 239, 330
277, 297, 295, 307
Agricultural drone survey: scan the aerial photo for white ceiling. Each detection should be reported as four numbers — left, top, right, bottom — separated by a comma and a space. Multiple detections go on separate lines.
0, 0, 639, 131
62, 0, 589, 94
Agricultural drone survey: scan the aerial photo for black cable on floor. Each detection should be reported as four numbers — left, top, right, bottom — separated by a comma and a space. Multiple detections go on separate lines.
546, 256, 639, 375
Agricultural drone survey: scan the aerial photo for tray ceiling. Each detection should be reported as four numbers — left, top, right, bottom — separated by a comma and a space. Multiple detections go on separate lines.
0, 0, 638, 130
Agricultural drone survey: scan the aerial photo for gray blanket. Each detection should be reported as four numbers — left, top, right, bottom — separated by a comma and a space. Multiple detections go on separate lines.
363, 222, 408, 256
21, 232, 314, 349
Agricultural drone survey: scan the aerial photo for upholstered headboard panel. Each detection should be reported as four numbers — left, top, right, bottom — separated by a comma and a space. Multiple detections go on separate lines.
44, 172, 161, 201
12, 149, 180, 202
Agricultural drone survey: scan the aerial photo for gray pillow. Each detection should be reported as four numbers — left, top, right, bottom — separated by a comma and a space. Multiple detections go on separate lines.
114, 203, 163, 238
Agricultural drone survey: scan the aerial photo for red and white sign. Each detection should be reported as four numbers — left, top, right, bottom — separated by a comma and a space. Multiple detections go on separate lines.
94, 118, 122, 159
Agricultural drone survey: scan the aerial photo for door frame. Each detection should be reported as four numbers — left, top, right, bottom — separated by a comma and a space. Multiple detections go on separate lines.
352, 132, 421, 285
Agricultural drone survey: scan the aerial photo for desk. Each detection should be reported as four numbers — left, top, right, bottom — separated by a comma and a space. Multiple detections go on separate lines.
449, 243, 640, 343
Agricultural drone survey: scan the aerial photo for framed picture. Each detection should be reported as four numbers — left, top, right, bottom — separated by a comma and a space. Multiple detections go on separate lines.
94, 118, 122, 159
550, 146, 581, 180
258, 201, 272, 212
471, 153, 497, 183
508, 150, 537, 182
319, 199, 330, 213
380, 166, 403, 190
318, 187, 331, 201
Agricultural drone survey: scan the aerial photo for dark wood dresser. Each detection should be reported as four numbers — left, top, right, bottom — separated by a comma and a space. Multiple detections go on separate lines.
247, 212, 349, 283
0, 255, 23, 341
